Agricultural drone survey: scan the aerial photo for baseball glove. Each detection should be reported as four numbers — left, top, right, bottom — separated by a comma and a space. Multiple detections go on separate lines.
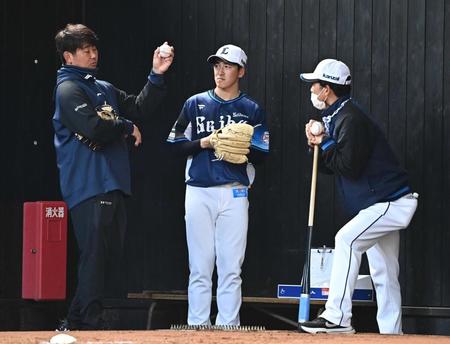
209, 123, 254, 164
75, 104, 119, 151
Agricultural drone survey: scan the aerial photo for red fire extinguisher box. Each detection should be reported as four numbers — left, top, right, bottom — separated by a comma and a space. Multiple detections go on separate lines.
22, 201, 67, 300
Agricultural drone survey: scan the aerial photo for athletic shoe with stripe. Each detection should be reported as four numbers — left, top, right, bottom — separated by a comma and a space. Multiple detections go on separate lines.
299, 317, 355, 334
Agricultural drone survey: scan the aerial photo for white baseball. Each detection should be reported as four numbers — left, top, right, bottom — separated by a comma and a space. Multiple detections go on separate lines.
50, 333, 77, 344
310, 121, 323, 136
159, 44, 172, 58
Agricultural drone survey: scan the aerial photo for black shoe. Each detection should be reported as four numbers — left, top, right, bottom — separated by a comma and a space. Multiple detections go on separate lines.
56, 318, 76, 331
299, 317, 355, 334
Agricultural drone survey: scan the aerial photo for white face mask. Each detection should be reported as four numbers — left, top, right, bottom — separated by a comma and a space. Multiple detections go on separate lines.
311, 88, 327, 110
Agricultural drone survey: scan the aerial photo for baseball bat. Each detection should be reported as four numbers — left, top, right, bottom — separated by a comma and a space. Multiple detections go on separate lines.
298, 144, 319, 324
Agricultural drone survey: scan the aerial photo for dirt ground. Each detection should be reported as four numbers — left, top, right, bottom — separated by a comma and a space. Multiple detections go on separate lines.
0, 330, 449, 344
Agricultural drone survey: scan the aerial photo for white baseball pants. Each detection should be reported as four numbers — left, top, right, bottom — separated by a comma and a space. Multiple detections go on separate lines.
185, 184, 249, 325
320, 193, 418, 334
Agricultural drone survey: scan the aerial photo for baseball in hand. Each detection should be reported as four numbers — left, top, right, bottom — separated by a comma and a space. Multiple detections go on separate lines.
310, 121, 324, 136
159, 44, 172, 58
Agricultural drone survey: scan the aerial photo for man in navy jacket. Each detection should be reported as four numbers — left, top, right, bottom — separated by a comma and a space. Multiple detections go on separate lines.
53, 23, 173, 330
299, 59, 418, 334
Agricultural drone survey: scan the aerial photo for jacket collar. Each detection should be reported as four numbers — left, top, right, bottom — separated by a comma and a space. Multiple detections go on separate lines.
56, 65, 99, 86
321, 94, 350, 117
321, 94, 351, 135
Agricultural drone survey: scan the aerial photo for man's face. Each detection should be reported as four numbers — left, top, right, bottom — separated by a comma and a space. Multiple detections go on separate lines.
213, 60, 244, 90
64, 44, 98, 69
310, 82, 327, 100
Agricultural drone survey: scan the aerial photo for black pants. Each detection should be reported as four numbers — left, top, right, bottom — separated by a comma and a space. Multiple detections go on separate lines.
68, 190, 127, 329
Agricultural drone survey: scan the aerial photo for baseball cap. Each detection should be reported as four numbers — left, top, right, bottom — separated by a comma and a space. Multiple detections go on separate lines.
300, 59, 351, 85
207, 44, 247, 67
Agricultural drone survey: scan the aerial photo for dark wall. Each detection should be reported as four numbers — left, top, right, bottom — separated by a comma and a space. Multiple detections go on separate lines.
0, 0, 86, 298
1, 0, 449, 327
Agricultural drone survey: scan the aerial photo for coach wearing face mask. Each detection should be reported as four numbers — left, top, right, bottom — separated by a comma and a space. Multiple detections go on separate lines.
298, 59, 418, 335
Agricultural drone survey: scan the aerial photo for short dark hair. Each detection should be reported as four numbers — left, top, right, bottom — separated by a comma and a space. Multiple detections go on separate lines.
210, 57, 243, 70
319, 81, 351, 97
55, 24, 99, 63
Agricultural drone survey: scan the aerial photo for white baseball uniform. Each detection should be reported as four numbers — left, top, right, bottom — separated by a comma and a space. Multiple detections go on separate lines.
167, 90, 269, 325
321, 193, 418, 333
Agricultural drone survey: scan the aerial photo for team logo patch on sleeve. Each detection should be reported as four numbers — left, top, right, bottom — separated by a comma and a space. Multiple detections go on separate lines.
250, 124, 270, 152
233, 188, 248, 198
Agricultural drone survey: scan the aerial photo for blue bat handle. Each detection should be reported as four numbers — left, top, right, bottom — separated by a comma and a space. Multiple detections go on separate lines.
298, 293, 310, 323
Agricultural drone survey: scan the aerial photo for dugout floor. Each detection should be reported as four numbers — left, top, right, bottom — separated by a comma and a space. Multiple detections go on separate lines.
1, 330, 449, 344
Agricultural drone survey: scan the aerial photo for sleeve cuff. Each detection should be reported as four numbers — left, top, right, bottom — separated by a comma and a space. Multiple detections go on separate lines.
123, 119, 134, 135
320, 136, 336, 151
148, 70, 165, 86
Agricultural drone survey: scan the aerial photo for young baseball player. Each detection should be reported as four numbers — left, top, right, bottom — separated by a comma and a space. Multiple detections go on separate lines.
299, 59, 418, 334
167, 44, 269, 325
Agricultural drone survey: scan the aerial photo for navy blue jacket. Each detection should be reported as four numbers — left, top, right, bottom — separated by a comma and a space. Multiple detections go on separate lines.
53, 65, 166, 209
319, 96, 410, 216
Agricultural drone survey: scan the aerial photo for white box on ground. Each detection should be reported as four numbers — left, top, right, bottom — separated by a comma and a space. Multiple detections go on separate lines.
277, 247, 374, 302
